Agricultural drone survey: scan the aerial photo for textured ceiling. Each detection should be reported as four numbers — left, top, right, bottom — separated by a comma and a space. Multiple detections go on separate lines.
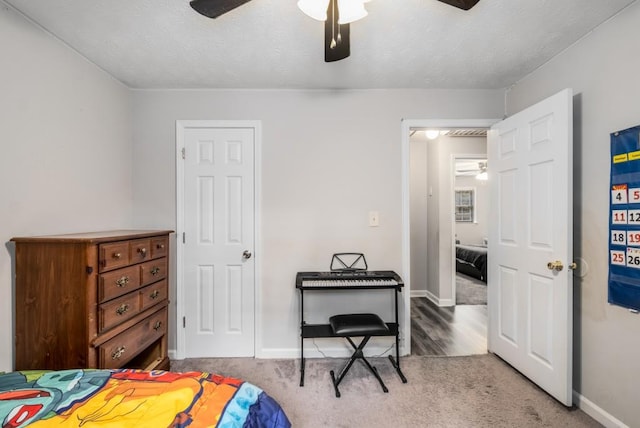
4, 0, 636, 89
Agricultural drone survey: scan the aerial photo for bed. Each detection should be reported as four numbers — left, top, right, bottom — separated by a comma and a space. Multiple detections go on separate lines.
455, 244, 488, 283
0, 368, 291, 428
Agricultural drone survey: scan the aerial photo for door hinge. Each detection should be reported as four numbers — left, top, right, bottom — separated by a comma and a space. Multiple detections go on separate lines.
181, 147, 185, 159
183, 316, 186, 328
182, 232, 185, 243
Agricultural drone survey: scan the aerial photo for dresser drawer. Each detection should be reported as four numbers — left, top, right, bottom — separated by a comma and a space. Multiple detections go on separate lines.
130, 238, 151, 264
151, 236, 169, 259
140, 258, 167, 286
99, 265, 141, 303
99, 241, 130, 272
98, 292, 141, 333
140, 280, 167, 311
98, 307, 167, 369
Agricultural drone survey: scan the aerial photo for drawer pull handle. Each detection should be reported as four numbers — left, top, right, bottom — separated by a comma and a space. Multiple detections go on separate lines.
153, 321, 162, 331
138, 248, 147, 257
111, 346, 126, 360
115, 276, 130, 287
150, 267, 160, 276
150, 290, 160, 299
115, 304, 130, 315
157, 244, 165, 250
113, 252, 121, 260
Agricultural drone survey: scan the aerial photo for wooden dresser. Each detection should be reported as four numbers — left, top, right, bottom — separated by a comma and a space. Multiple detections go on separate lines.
12, 230, 173, 371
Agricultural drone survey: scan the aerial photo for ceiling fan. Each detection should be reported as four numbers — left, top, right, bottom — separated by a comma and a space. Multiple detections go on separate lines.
455, 160, 487, 178
189, 0, 480, 62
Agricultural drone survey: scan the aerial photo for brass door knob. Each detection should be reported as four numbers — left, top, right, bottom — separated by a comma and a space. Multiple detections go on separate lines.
547, 260, 564, 271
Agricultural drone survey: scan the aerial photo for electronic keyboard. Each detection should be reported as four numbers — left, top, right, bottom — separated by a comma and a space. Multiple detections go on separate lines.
296, 270, 403, 290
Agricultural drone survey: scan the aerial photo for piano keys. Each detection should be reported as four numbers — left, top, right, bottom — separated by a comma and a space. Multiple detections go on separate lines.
296, 270, 404, 290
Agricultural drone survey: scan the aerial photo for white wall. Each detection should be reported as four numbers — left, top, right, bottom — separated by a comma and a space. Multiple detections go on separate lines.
131, 89, 504, 356
410, 135, 429, 295
426, 136, 441, 299
454, 175, 488, 245
420, 135, 488, 303
0, 5, 133, 371
455, 171, 488, 246
411, 134, 488, 297
506, 1, 640, 425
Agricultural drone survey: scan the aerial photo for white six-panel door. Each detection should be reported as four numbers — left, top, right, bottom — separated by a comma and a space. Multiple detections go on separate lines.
179, 123, 256, 357
488, 89, 573, 405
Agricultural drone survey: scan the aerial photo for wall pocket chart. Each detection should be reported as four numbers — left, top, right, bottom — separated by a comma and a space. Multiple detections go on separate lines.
609, 124, 640, 312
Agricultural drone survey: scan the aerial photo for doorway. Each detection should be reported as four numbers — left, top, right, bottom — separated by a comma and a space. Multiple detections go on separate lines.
403, 89, 574, 405
453, 155, 488, 307
402, 119, 495, 357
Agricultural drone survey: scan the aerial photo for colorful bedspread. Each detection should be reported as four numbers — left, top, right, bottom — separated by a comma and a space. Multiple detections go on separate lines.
0, 369, 291, 428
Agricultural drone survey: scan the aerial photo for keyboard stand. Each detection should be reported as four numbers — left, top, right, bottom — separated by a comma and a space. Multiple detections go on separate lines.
297, 272, 407, 387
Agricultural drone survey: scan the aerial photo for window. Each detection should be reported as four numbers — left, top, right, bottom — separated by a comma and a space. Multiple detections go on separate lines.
455, 188, 475, 222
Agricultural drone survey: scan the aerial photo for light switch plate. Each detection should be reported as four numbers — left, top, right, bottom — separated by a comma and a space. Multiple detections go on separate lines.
369, 211, 379, 227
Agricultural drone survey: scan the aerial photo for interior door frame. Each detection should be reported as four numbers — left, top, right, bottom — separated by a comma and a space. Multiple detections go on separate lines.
174, 120, 262, 360
401, 118, 497, 355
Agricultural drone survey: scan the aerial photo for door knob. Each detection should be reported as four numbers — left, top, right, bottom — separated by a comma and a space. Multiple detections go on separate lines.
243, 250, 252, 259
547, 260, 564, 271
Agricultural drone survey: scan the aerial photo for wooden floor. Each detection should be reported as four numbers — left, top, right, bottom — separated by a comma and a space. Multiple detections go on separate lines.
411, 297, 487, 356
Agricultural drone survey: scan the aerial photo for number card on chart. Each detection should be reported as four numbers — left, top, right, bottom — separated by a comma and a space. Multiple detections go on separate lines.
608, 124, 640, 311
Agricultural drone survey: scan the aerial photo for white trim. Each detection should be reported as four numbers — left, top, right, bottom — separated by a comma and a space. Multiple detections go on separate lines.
175, 122, 186, 360
255, 344, 398, 359
573, 391, 629, 428
410, 289, 428, 298
425, 289, 454, 307
400, 122, 412, 357
175, 120, 262, 360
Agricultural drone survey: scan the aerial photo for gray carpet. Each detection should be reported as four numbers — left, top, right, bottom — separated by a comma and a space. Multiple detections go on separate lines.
456, 273, 487, 305
170, 355, 601, 428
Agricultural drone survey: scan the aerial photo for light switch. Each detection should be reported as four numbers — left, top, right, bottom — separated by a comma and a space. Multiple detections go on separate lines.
369, 211, 379, 227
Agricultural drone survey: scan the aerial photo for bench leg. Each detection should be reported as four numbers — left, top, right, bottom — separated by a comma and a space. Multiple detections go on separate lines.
330, 336, 389, 397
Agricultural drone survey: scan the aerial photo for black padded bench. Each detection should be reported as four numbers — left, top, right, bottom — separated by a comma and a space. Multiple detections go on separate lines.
329, 313, 391, 397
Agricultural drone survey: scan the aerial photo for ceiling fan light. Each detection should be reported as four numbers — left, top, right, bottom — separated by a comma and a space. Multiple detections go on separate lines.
476, 162, 488, 180
298, 0, 330, 21
337, 0, 368, 24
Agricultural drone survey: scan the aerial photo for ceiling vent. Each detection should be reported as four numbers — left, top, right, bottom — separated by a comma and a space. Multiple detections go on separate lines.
447, 129, 487, 137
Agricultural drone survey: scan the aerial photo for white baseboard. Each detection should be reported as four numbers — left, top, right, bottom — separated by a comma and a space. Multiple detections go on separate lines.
171, 343, 407, 361
425, 290, 454, 307
411, 289, 428, 298
256, 344, 396, 359
573, 391, 629, 428
411, 289, 454, 306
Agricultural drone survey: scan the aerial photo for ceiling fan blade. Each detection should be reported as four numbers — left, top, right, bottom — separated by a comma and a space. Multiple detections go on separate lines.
190, 0, 253, 18
325, 0, 350, 62
436, 0, 480, 10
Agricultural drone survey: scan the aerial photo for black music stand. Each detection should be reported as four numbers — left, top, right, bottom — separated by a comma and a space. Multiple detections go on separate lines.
330, 253, 367, 272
